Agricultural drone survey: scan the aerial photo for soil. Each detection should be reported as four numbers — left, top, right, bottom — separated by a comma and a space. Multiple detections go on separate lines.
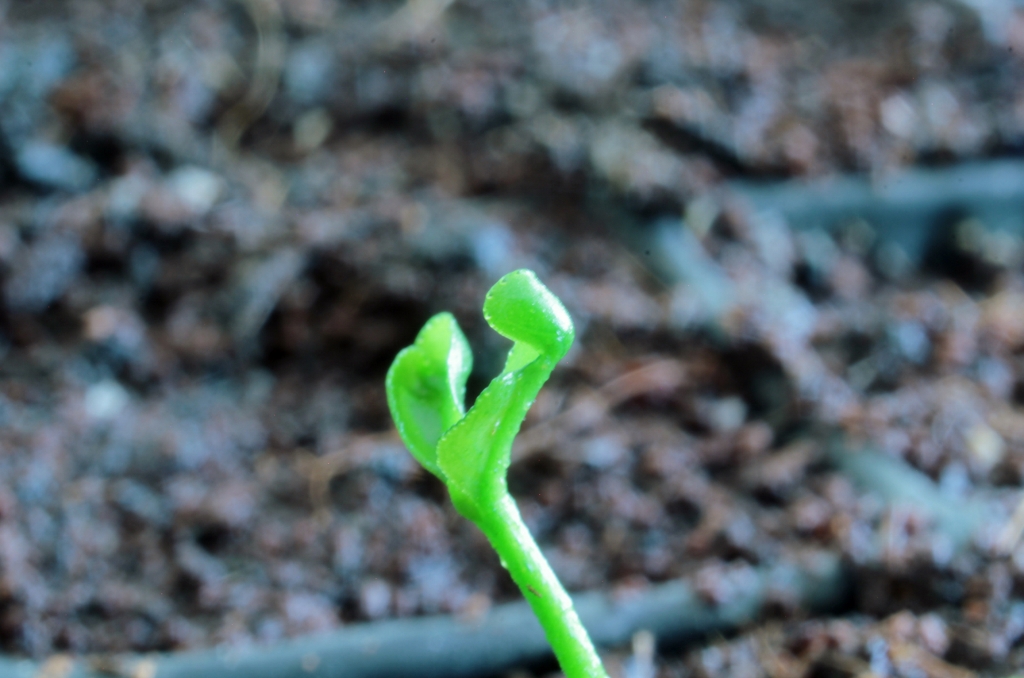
1, 1, 1024, 676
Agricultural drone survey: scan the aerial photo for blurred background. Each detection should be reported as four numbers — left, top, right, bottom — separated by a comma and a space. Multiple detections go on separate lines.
2, 0, 1024, 676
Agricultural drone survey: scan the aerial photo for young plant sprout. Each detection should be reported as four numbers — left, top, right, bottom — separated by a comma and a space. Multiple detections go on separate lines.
386, 269, 609, 678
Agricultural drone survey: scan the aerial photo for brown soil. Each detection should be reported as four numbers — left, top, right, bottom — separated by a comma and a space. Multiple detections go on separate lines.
0, 1, 1023, 676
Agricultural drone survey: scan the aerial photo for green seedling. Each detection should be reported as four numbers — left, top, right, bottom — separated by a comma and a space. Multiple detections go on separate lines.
387, 269, 608, 678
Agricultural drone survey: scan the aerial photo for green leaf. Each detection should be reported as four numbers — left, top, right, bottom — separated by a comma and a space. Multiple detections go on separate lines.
385, 312, 472, 480
484, 269, 574, 363
437, 270, 575, 511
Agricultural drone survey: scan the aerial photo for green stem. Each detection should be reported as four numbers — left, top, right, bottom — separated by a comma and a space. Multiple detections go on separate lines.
477, 493, 609, 678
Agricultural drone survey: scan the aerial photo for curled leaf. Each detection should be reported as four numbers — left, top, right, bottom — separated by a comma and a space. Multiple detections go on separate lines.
484, 270, 574, 364
385, 312, 472, 480
437, 270, 575, 511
